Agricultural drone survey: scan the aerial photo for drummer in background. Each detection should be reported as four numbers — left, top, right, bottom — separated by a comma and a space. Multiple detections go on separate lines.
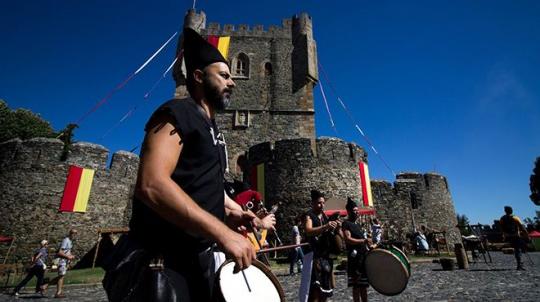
342, 198, 371, 302
305, 189, 339, 302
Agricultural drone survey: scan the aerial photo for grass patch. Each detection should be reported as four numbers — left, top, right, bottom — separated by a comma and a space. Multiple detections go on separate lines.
1, 267, 105, 288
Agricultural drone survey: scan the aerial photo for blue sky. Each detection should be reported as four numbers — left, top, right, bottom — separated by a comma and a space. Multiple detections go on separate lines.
1, 0, 539, 224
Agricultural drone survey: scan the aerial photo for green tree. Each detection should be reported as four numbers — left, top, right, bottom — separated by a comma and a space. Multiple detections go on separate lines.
57, 123, 79, 160
530, 157, 540, 206
0, 99, 58, 142
456, 213, 471, 236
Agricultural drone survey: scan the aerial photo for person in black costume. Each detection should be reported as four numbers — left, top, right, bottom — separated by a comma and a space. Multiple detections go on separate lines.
342, 198, 371, 302
304, 190, 340, 302
103, 28, 268, 302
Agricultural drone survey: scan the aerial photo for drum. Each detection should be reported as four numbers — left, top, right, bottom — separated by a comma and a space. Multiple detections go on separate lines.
214, 259, 285, 302
364, 246, 410, 296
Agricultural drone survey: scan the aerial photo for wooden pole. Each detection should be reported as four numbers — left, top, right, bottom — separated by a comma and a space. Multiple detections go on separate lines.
91, 232, 102, 269
3, 237, 16, 264
257, 243, 309, 254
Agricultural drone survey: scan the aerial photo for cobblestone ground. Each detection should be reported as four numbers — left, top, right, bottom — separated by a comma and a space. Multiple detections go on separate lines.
1, 252, 539, 301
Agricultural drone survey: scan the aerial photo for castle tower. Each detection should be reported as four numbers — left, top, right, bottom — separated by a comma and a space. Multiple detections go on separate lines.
371, 172, 461, 246
247, 138, 367, 243
172, 10, 319, 176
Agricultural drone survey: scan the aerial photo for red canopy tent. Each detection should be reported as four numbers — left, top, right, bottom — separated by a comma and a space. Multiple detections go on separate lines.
0, 236, 14, 243
323, 197, 376, 217
528, 230, 540, 238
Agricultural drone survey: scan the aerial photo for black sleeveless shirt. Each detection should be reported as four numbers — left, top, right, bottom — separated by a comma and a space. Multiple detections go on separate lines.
129, 98, 227, 254
306, 210, 331, 257
342, 220, 368, 254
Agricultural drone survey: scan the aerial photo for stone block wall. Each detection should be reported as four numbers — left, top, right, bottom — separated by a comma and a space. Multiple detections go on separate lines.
247, 137, 367, 243
0, 138, 138, 263
371, 172, 460, 245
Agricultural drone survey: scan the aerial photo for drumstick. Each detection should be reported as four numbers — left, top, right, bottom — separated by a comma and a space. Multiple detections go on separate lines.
257, 243, 309, 254
272, 226, 283, 246
241, 269, 252, 292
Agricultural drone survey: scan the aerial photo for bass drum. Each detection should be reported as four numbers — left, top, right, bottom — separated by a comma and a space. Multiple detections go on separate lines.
213, 259, 285, 302
364, 246, 410, 296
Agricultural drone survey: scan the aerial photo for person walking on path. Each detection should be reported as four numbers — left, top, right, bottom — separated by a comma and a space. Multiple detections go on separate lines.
499, 206, 529, 270
12, 240, 49, 297
53, 229, 77, 298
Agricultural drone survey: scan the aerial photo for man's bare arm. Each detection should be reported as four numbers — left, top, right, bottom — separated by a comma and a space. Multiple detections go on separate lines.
136, 116, 255, 269
224, 194, 276, 229
305, 216, 337, 237
343, 229, 369, 246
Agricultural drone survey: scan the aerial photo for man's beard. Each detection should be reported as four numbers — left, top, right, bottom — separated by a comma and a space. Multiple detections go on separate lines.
203, 77, 231, 110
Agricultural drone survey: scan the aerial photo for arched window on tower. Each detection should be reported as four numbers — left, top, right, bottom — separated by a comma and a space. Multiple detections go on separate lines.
264, 62, 273, 76
233, 53, 250, 78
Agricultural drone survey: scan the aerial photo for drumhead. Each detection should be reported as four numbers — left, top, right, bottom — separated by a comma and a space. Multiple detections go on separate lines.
216, 259, 284, 302
388, 246, 411, 276
365, 249, 409, 296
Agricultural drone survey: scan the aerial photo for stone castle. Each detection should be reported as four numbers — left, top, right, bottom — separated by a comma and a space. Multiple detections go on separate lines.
0, 10, 459, 263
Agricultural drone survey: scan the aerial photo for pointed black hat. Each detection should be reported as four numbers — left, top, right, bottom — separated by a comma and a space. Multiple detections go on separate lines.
183, 27, 228, 80
310, 189, 324, 201
346, 197, 357, 212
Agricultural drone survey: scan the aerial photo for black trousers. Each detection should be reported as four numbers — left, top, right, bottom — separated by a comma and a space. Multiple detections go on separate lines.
510, 237, 526, 265
14, 265, 44, 293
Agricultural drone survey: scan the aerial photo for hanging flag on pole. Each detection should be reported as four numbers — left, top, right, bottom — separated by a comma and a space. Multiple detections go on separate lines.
59, 166, 95, 213
359, 161, 373, 207
250, 163, 265, 201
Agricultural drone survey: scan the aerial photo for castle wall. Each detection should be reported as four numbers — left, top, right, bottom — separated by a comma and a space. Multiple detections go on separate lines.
371, 180, 414, 242
371, 172, 460, 246
247, 137, 367, 244
0, 138, 138, 263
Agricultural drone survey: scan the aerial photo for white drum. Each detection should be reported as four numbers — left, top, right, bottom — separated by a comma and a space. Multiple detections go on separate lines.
214, 259, 284, 302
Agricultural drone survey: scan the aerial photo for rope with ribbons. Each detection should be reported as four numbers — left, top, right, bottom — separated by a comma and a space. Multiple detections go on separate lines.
75, 31, 178, 126
318, 61, 396, 177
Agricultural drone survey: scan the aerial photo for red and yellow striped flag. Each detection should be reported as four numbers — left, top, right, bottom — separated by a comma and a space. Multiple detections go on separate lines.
250, 163, 265, 201
207, 35, 231, 59
59, 166, 95, 213
359, 162, 373, 207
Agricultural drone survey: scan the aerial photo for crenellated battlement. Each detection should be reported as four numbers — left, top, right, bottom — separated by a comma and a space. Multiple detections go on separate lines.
0, 138, 139, 175
184, 9, 206, 30
200, 13, 312, 39
203, 21, 291, 38
247, 137, 366, 165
